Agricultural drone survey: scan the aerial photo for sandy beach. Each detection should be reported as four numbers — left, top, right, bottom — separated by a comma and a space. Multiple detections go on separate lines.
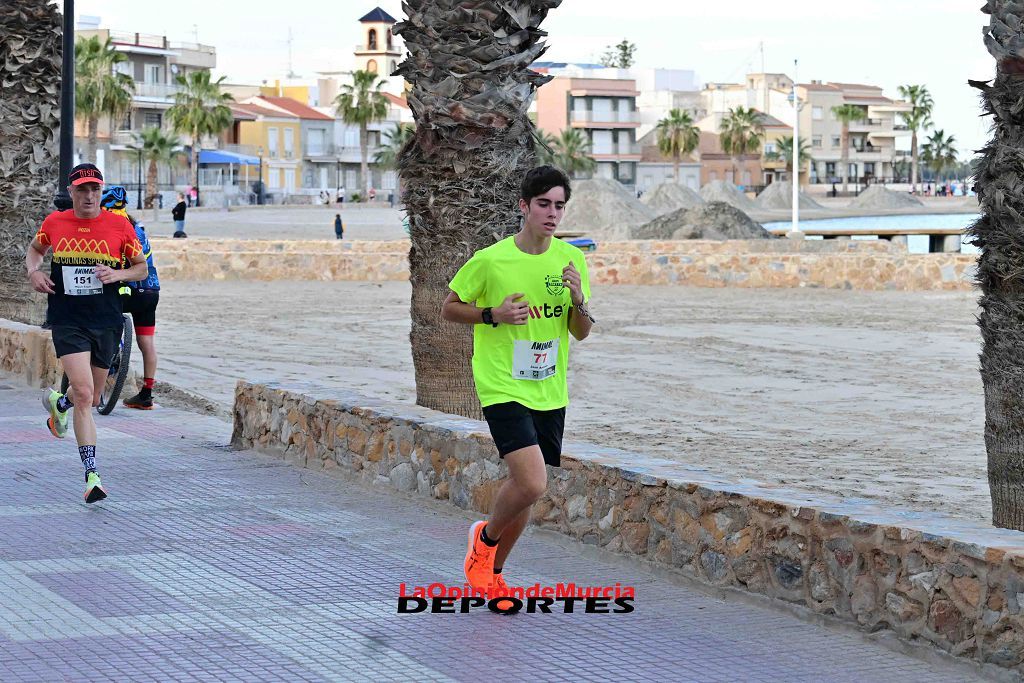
151, 279, 988, 524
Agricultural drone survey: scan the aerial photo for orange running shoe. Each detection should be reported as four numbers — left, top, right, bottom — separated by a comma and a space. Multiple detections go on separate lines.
464, 520, 497, 592
490, 573, 521, 612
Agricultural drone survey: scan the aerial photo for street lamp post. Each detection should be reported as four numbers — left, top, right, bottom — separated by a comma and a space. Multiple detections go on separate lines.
787, 59, 804, 240
257, 146, 264, 205
53, 0, 75, 210
335, 159, 341, 203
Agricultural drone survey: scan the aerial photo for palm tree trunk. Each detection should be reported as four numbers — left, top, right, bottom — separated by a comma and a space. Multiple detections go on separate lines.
972, 51, 1024, 529
191, 128, 201, 207
673, 156, 680, 183
359, 123, 370, 202
145, 159, 158, 209
394, 0, 559, 419
841, 125, 850, 195
87, 116, 99, 164
0, 1, 61, 325
911, 131, 919, 194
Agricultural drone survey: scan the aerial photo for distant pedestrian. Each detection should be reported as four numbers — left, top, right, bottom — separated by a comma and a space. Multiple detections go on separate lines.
337, 186, 345, 205
334, 214, 344, 240
172, 193, 188, 238
368, 187, 376, 202
189, 186, 198, 207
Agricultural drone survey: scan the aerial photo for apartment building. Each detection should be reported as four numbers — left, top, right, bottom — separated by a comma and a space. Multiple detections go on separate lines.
535, 73, 642, 186
796, 81, 912, 185
74, 22, 217, 192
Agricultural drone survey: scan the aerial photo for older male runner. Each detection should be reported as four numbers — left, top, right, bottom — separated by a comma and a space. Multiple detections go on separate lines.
28, 164, 148, 502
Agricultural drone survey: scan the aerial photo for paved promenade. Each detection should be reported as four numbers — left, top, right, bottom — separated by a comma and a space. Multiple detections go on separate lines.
0, 380, 984, 682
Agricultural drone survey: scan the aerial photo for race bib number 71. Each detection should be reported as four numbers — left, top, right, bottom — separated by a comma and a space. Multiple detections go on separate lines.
512, 338, 559, 381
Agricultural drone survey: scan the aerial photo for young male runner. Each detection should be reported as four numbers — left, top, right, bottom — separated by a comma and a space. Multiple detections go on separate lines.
28, 164, 148, 502
441, 165, 595, 594
100, 186, 161, 409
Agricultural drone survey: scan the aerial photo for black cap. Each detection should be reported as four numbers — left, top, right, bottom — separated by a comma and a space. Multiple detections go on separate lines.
69, 163, 103, 186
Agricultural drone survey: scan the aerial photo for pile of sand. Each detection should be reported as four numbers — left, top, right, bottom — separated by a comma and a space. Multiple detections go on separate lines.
699, 180, 757, 211
631, 201, 773, 240
641, 182, 705, 215
560, 178, 655, 240
848, 184, 924, 210
754, 181, 824, 210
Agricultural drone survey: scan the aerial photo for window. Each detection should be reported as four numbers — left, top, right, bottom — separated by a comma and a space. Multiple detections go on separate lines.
367, 59, 378, 74
832, 136, 841, 147
387, 29, 393, 49
812, 136, 822, 149
826, 162, 836, 178
146, 64, 162, 84
268, 169, 280, 188
143, 112, 162, 128
344, 129, 359, 148
812, 106, 823, 120
119, 111, 132, 131
307, 129, 325, 155
284, 128, 294, 158
115, 61, 133, 77
764, 142, 777, 155
267, 127, 278, 158
368, 29, 377, 50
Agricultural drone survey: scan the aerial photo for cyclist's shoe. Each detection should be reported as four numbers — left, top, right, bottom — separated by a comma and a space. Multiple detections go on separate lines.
84, 472, 107, 504
122, 391, 153, 410
41, 388, 68, 438
464, 521, 498, 592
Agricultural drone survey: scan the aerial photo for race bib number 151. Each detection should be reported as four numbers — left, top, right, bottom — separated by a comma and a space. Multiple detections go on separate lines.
62, 266, 102, 296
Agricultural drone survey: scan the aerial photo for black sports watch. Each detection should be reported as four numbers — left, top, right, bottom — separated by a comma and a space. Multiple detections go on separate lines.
481, 307, 498, 327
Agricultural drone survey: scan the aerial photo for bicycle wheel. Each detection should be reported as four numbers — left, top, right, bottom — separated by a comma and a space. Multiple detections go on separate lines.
97, 315, 133, 415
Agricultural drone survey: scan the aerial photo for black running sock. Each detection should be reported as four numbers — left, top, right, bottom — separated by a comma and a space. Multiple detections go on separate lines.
56, 394, 73, 412
493, 566, 503, 575
480, 525, 499, 547
79, 445, 96, 475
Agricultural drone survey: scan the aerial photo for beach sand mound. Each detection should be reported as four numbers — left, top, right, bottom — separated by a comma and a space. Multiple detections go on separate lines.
754, 181, 824, 210
631, 201, 773, 240
641, 182, 705, 215
560, 178, 654, 240
699, 180, 757, 211
848, 184, 925, 210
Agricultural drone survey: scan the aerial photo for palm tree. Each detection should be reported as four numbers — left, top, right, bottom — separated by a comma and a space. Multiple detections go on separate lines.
534, 130, 559, 165
75, 35, 135, 163
831, 104, 866, 194
656, 109, 700, 183
550, 129, 596, 177
920, 129, 958, 185
0, 1, 61, 326
897, 84, 934, 194
393, 1, 559, 418
374, 123, 415, 204
972, 1, 1024, 530
134, 128, 183, 209
719, 107, 763, 186
769, 135, 810, 179
335, 70, 390, 202
166, 70, 234, 208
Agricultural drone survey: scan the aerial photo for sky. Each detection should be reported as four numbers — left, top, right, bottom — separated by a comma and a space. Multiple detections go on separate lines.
74, 0, 992, 155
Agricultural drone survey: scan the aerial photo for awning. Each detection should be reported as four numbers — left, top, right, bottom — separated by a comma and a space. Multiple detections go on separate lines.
198, 149, 260, 166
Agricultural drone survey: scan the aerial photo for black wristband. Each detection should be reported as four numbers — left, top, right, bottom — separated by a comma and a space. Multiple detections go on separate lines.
481, 307, 498, 327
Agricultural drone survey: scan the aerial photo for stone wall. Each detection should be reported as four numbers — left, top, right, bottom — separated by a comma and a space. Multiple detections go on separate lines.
0, 319, 60, 388
233, 380, 1024, 675
152, 238, 977, 291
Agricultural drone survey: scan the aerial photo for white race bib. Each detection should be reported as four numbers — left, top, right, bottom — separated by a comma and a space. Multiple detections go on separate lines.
512, 338, 559, 381
62, 266, 102, 296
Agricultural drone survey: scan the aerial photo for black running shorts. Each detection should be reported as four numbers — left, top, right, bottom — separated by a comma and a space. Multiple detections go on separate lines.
51, 326, 120, 369
482, 401, 566, 467
121, 290, 159, 332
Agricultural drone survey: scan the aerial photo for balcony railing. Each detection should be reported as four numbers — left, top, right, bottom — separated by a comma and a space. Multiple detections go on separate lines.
133, 83, 183, 100
570, 110, 640, 124
108, 30, 216, 55
592, 143, 641, 156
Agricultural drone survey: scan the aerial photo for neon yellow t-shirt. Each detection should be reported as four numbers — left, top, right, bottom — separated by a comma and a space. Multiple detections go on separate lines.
449, 236, 591, 411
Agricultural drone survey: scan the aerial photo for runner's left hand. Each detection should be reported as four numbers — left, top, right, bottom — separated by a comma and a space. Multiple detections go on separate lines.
562, 261, 584, 306
94, 265, 120, 284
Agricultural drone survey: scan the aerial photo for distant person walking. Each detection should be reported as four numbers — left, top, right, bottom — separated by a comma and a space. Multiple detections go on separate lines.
337, 186, 345, 205
189, 186, 198, 207
172, 193, 188, 239
368, 187, 376, 202
334, 214, 344, 240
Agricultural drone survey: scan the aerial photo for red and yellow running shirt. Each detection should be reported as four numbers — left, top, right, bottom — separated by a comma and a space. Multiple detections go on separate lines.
35, 210, 142, 328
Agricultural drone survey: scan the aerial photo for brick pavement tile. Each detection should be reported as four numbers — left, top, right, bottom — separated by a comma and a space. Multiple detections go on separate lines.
0, 381, 988, 682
